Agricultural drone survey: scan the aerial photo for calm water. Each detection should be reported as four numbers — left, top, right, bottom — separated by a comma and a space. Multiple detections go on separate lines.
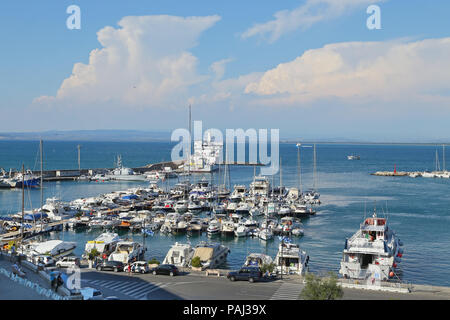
1, 141, 449, 286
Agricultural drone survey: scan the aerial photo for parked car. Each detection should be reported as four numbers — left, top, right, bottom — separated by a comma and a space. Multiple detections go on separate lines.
96, 260, 124, 272
150, 264, 179, 276
227, 266, 262, 283
32, 255, 56, 267
124, 261, 150, 274
56, 256, 80, 268
104, 296, 120, 300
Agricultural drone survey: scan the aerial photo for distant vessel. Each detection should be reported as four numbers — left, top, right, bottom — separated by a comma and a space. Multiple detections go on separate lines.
339, 211, 403, 281
106, 155, 148, 181
185, 132, 223, 173
347, 155, 361, 160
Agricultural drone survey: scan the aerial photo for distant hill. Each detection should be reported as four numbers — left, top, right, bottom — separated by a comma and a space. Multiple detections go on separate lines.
0, 130, 173, 142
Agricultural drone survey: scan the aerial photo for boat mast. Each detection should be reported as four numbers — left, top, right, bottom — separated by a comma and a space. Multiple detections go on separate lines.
297, 144, 302, 195
40, 140, 44, 233
443, 144, 446, 172
77, 144, 81, 172
21, 164, 25, 243
279, 157, 282, 197
313, 144, 317, 191
40, 140, 44, 209
188, 104, 191, 181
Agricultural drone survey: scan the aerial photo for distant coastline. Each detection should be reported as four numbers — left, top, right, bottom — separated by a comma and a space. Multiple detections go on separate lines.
0, 129, 448, 145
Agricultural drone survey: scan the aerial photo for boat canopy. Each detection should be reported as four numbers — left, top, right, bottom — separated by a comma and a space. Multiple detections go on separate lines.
23, 213, 48, 221
193, 247, 214, 262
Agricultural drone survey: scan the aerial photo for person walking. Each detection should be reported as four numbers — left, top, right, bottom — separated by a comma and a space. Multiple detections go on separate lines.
128, 263, 132, 276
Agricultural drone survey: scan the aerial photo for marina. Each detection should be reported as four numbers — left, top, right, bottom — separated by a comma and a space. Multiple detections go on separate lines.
2, 141, 450, 291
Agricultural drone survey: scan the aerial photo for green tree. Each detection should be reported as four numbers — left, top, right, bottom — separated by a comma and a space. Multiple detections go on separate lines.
191, 256, 202, 268
300, 272, 344, 300
88, 248, 100, 261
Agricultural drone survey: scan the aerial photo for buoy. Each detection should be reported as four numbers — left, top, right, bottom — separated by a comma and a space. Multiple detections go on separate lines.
389, 271, 394, 277
397, 253, 402, 258
393, 263, 397, 268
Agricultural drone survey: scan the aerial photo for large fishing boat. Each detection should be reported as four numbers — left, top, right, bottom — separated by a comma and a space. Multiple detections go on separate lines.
339, 211, 403, 281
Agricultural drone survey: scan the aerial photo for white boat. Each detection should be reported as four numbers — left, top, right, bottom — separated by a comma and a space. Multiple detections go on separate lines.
23, 240, 76, 259
258, 228, 273, 241
244, 253, 273, 267
190, 242, 230, 269
162, 242, 195, 267
347, 155, 361, 160
83, 232, 120, 258
422, 171, 435, 178
106, 155, 148, 181
234, 224, 249, 237
275, 242, 308, 275
220, 220, 235, 236
249, 176, 270, 197
235, 202, 251, 215
175, 200, 189, 213
339, 211, 403, 281
249, 207, 263, 217
207, 219, 221, 236
108, 241, 145, 264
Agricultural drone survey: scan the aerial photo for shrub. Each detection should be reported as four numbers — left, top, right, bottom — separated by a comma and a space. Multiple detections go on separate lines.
300, 272, 344, 300
260, 263, 276, 274
191, 256, 202, 268
148, 258, 160, 265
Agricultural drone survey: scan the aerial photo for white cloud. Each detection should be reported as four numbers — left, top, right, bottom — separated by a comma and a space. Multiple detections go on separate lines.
33, 15, 221, 109
244, 38, 450, 106
242, 0, 384, 43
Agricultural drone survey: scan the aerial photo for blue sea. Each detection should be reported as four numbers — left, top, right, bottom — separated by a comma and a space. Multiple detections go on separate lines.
1, 140, 449, 287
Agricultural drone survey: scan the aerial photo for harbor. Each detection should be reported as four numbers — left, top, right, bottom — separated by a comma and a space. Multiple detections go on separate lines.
3, 140, 450, 300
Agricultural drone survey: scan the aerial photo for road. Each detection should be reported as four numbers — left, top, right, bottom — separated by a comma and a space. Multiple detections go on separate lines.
79, 269, 450, 300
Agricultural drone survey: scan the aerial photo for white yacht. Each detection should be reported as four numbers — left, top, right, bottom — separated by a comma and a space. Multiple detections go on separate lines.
220, 220, 235, 236
108, 241, 145, 264
339, 211, 403, 281
244, 253, 273, 268
163, 242, 195, 267
275, 242, 308, 275
258, 228, 274, 241
83, 232, 120, 258
347, 155, 361, 160
249, 176, 270, 197
207, 219, 221, 236
190, 242, 230, 269
22, 240, 76, 259
175, 200, 189, 213
234, 224, 249, 237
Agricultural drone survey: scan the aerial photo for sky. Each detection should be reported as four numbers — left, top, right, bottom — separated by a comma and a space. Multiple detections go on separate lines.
1, 0, 450, 141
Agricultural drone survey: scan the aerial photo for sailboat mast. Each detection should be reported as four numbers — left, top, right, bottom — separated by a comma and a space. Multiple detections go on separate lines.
40, 140, 44, 209
443, 144, 446, 172
77, 144, 81, 171
313, 143, 317, 191
21, 164, 25, 242
279, 157, 282, 197
297, 144, 302, 194
188, 104, 191, 178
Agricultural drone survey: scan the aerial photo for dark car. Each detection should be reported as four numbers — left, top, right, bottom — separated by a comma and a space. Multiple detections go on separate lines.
96, 260, 124, 272
150, 264, 179, 276
227, 266, 262, 283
